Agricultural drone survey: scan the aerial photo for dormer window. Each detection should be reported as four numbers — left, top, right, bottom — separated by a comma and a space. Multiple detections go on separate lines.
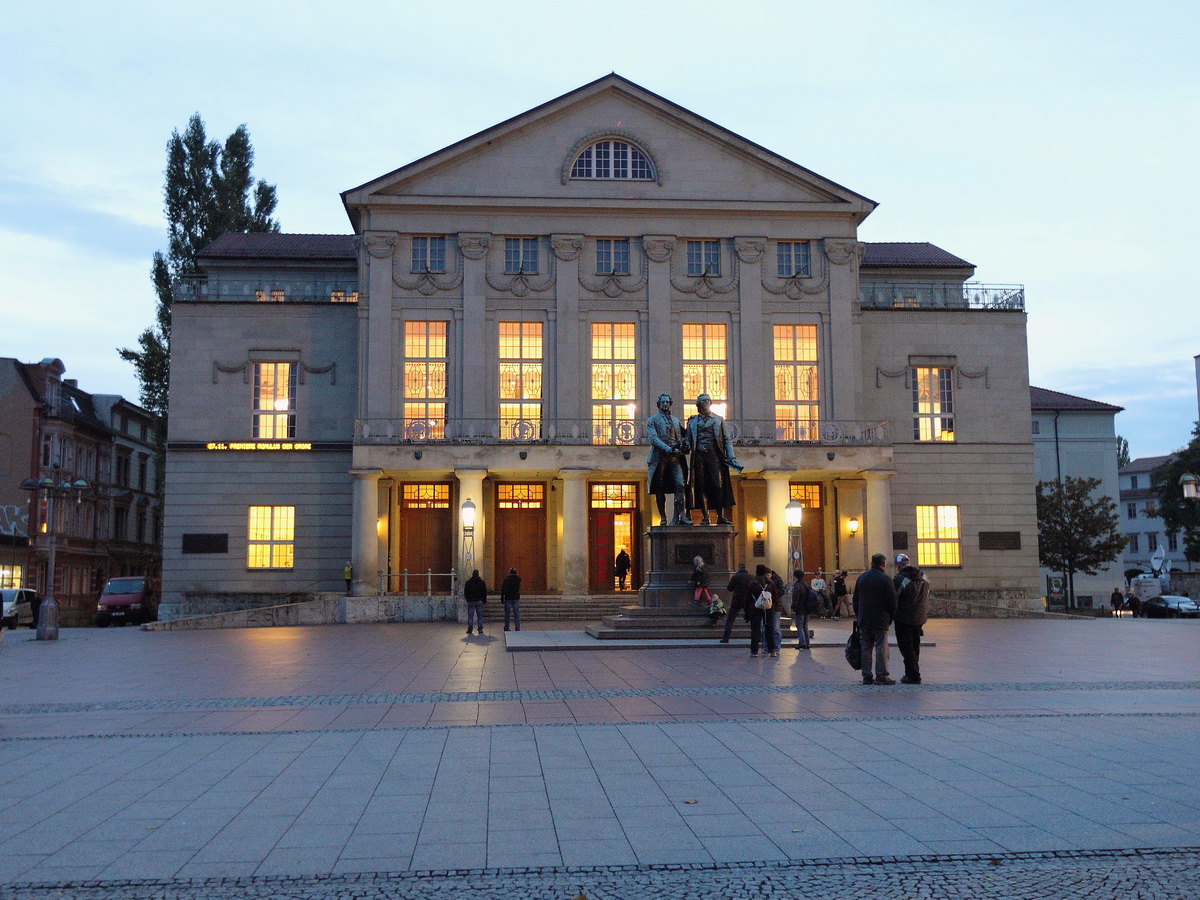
571, 140, 654, 180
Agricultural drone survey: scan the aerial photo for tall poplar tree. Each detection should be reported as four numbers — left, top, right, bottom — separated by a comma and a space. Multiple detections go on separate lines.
1036, 476, 1127, 607
120, 114, 279, 418
1151, 424, 1200, 564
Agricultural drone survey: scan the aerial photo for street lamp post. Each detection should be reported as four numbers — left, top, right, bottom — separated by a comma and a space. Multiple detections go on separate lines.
19, 470, 90, 641
460, 498, 476, 597
785, 499, 804, 577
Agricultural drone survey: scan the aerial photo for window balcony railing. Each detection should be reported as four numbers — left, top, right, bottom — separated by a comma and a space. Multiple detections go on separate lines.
355, 418, 890, 447
859, 281, 1024, 311
176, 276, 359, 303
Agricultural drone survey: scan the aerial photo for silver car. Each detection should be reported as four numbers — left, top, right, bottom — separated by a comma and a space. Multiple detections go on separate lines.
0, 589, 39, 629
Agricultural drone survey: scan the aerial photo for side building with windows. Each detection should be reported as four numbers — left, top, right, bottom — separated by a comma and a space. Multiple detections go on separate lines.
1030, 386, 1124, 605
161, 75, 1041, 619
1119, 455, 1196, 579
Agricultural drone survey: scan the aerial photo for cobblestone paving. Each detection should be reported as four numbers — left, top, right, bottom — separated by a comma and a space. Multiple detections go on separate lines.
3, 679, 1197, 717
0, 849, 1197, 899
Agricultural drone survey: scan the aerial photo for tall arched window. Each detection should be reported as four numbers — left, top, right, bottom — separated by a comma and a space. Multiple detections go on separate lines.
571, 139, 654, 180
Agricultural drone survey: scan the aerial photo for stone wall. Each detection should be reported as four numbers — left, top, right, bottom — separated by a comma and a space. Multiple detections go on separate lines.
927, 589, 1044, 618
146, 593, 458, 631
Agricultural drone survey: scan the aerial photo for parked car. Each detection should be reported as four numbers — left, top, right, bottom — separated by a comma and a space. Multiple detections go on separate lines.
1, 589, 39, 629
95, 576, 160, 626
1141, 595, 1200, 619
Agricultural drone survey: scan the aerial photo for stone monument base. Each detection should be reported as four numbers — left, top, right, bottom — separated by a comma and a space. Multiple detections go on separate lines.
637, 523, 736, 608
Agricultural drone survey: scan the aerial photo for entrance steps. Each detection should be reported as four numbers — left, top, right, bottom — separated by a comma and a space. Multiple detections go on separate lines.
586, 604, 778, 641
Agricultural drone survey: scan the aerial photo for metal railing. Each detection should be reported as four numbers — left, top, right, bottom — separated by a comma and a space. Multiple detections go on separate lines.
859, 281, 1024, 311
356, 418, 890, 447
177, 276, 359, 303
378, 569, 458, 596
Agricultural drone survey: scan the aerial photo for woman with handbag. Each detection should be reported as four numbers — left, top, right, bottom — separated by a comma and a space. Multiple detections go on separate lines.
750, 565, 779, 658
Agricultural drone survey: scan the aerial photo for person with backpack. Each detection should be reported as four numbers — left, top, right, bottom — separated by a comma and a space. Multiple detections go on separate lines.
790, 569, 819, 650
720, 563, 755, 643
748, 565, 777, 657
892, 553, 929, 684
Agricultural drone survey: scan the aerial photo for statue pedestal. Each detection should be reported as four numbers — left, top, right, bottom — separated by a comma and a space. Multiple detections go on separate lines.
638, 524, 737, 608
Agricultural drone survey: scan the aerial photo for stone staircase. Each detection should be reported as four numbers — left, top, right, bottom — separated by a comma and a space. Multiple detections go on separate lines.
506, 593, 636, 622
586, 604, 769, 640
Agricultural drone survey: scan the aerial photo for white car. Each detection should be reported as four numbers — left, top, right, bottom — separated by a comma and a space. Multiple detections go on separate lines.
0, 589, 39, 629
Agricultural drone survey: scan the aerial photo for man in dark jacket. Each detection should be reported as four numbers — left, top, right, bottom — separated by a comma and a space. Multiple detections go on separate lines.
500, 567, 521, 632
463, 570, 487, 636
721, 563, 755, 643
854, 553, 898, 685
892, 554, 929, 684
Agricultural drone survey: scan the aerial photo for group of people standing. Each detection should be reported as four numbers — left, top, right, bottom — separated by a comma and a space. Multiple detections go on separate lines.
695, 551, 930, 684
462, 568, 523, 635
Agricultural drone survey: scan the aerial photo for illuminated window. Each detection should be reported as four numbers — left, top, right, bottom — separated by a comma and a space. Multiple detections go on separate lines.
789, 484, 822, 509
504, 238, 539, 274
401, 484, 450, 509
682, 324, 727, 415
916, 505, 960, 566
255, 290, 285, 302
248, 506, 295, 569
893, 295, 920, 309
570, 140, 654, 180
774, 325, 819, 441
252, 363, 296, 439
590, 483, 638, 509
499, 322, 542, 440
411, 236, 447, 273
329, 290, 358, 303
591, 323, 637, 445
596, 239, 631, 275
777, 242, 811, 277
497, 483, 544, 509
686, 240, 720, 276
912, 367, 955, 441
403, 322, 447, 439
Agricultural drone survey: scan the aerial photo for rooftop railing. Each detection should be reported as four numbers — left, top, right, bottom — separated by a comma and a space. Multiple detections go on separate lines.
177, 276, 359, 303
356, 418, 890, 447
859, 281, 1024, 311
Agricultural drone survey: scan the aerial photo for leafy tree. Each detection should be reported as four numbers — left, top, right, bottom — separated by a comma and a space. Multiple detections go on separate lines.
119, 114, 279, 418
1036, 476, 1127, 607
1116, 435, 1130, 469
1151, 423, 1200, 563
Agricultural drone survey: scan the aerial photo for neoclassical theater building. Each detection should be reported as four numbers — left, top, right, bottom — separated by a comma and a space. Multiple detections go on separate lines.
160, 75, 1040, 619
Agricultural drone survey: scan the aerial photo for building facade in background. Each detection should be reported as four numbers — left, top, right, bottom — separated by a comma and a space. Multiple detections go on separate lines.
0, 358, 163, 625
162, 75, 1041, 618
1030, 386, 1123, 605
1119, 454, 1196, 579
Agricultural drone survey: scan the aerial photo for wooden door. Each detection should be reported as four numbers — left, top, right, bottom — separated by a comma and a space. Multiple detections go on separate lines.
494, 507, 546, 591
589, 510, 616, 592
395, 483, 452, 592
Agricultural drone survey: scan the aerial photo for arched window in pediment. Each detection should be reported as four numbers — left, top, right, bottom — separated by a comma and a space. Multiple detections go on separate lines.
569, 138, 656, 181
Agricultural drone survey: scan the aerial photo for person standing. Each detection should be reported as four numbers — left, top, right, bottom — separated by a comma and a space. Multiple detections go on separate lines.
721, 562, 754, 643
343, 561, 353, 593
1110, 587, 1124, 618
854, 553, 898, 685
689, 556, 711, 607
768, 568, 786, 655
1128, 590, 1141, 618
748, 565, 776, 657
615, 549, 632, 590
790, 569, 814, 650
892, 554, 929, 684
463, 569, 487, 636
832, 570, 849, 619
501, 567, 521, 632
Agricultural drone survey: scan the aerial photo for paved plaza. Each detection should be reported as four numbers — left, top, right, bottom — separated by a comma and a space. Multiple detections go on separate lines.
0, 617, 1197, 898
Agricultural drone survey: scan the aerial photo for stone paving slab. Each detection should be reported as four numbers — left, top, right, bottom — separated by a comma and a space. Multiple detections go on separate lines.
0, 619, 1198, 895
503, 625, 934, 651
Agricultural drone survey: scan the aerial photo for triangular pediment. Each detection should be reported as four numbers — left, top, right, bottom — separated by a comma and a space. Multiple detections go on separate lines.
342, 75, 875, 220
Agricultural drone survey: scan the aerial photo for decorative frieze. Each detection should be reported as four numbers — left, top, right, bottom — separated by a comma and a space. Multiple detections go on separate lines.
551, 236, 584, 261
642, 236, 675, 263
362, 232, 396, 259
457, 233, 491, 260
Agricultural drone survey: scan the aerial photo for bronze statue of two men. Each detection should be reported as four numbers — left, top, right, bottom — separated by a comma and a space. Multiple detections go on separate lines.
647, 393, 743, 526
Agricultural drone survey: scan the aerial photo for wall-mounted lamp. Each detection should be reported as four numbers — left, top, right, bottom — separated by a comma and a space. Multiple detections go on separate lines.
752, 517, 765, 538
848, 516, 860, 536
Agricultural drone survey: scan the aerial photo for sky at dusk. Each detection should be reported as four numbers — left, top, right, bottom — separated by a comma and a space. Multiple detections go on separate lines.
3, 0, 1197, 459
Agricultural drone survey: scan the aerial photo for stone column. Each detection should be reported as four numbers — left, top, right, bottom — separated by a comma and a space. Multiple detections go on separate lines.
560, 468, 590, 596
863, 469, 896, 563
823, 239, 864, 422
350, 469, 381, 596
361, 233, 397, 421
643, 236, 675, 400
458, 234, 491, 421
833, 477, 867, 573
734, 238, 768, 423
456, 468, 488, 584
763, 470, 793, 577
552, 236, 583, 422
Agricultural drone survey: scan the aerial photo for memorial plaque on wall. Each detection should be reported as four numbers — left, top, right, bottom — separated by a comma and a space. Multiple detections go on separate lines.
892, 531, 909, 550
674, 543, 718, 566
979, 531, 1021, 550
182, 533, 229, 554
